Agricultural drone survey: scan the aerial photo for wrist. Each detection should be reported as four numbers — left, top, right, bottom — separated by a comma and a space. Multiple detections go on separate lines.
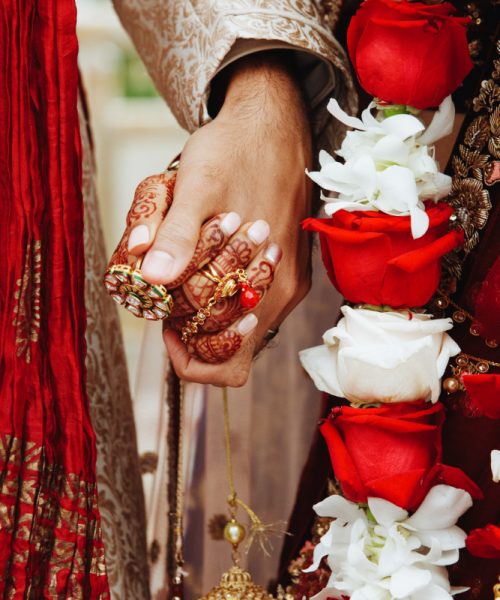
212, 52, 309, 129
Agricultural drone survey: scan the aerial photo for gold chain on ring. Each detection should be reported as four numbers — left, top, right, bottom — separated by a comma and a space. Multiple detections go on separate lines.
181, 269, 249, 344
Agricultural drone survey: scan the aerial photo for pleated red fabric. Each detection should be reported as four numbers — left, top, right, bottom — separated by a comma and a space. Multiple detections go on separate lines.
0, 1, 110, 596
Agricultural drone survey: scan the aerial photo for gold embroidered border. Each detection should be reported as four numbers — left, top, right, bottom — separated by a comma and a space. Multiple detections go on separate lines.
13, 240, 42, 363
0, 434, 109, 598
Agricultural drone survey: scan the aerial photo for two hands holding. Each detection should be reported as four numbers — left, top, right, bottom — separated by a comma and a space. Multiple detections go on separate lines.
117, 55, 313, 387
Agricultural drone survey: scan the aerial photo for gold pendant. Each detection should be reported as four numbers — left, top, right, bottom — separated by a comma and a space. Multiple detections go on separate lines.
199, 565, 273, 600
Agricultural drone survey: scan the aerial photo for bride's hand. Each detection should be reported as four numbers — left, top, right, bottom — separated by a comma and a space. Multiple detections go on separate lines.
125, 53, 313, 386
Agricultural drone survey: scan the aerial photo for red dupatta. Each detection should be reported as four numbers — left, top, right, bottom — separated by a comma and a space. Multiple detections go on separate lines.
0, 1, 109, 596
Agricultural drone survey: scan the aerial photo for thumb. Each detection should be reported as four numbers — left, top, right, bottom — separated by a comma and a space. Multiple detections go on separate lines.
141, 199, 204, 285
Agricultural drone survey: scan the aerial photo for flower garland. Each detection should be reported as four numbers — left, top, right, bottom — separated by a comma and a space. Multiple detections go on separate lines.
298, 1, 499, 598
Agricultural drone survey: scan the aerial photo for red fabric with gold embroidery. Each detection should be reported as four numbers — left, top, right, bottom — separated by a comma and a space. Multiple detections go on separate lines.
0, 1, 109, 596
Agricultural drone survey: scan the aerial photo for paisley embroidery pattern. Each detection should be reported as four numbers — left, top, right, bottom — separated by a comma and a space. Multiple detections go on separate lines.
112, 0, 354, 133
443, 40, 499, 285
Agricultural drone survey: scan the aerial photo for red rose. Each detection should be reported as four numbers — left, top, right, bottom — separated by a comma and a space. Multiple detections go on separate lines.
347, 0, 473, 109
462, 374, 500, 420
466, 524, 500, 559
303, 203, 463, 308
320, 401, 482, 511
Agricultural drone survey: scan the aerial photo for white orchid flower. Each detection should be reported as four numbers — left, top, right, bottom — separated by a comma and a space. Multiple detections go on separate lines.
306, 486, 471, 600
491, 450, 500, 483
307, 97, 455, 239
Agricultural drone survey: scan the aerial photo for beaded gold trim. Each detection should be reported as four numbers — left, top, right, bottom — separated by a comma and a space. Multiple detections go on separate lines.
434, 291, 498, 348
443, 352, 500, 394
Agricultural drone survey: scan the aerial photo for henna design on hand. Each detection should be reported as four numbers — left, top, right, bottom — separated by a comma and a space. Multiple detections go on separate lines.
211, 237, 253, 274
108, 234, 132, 267
170, 272, 217, 316
163, 315, 192, 332
189, 329, 243, 364
107, 173, 175, 272
126, 173, 174, 227
170, 256, 275, 333
247, 259, 274, 292
170, 285, 198, 318
170, 234, 254, 315
167, 215, 226, 288
196, 297, 243, 332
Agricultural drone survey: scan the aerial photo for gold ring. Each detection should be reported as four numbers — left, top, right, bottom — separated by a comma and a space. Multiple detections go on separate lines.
201, 266, 221, 285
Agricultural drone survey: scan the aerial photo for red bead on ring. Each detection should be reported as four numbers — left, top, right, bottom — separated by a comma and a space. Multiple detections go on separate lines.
239, 283, 260, 309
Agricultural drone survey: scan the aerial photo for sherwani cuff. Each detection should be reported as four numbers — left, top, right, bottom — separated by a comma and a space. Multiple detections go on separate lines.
213, 39, 337, 111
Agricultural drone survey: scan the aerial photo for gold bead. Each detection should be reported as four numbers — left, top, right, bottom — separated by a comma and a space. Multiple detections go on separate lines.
453, 310, 466, 323
477, 362, 489, 373
494, 581, 500, 599
443, 377, 460, 394
223, 519, 246, 547
456, 355, 468, 367
469, 323, 481, 336
436, 297, 449, 309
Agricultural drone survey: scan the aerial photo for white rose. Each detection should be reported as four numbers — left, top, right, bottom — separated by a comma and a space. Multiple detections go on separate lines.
299, 306, 460, 404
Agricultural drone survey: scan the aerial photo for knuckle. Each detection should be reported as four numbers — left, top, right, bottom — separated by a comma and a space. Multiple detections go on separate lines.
177, 159, 226, 200
280, 277, 300, 301
278, 269, 311, 303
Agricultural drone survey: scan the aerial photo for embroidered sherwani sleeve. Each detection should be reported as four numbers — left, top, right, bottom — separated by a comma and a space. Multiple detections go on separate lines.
112, 0, 356, 140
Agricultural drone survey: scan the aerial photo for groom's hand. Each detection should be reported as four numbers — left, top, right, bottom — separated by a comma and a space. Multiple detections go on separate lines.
128, 53, 313, 387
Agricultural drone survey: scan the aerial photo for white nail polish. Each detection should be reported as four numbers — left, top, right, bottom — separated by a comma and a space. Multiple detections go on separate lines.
128, 224, 150, 251
248, 220, 270, 245
264, 243, 282, 265
237, 313, 258, 336
221, 212, 241, 236
142, 250, 175, 281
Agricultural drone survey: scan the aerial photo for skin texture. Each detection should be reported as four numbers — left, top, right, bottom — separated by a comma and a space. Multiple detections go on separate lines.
122, 52, 313, 386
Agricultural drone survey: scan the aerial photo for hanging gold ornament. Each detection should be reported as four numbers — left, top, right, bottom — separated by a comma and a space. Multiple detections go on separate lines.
197, 389, 291, 600
198, 515, 291, 600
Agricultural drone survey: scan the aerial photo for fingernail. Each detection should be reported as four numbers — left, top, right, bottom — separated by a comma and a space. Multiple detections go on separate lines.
264, 243, 282, 265
220, 212, 241, 236
237, 313, 258, 336
142, 250, 175, 281
248, 220, 270, 245
128, 224, 150, 251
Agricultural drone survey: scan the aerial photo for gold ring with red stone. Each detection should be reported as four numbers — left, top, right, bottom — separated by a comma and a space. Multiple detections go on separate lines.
181, 268, 260, 344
